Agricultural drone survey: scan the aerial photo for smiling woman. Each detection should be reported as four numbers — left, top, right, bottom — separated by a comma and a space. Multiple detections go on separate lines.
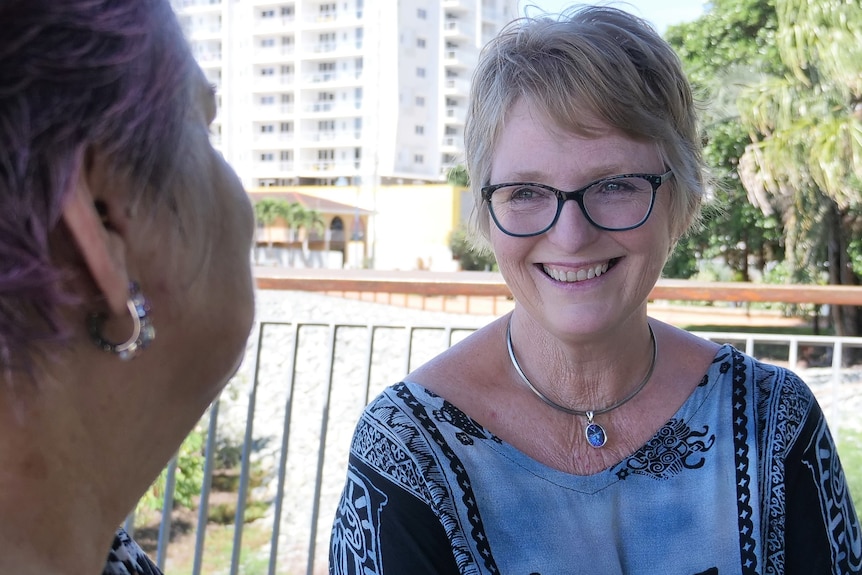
328, 6, 861, 575
0, 1, 255, 574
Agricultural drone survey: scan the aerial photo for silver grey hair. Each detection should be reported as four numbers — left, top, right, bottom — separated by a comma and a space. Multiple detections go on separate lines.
464, 5, 704, 249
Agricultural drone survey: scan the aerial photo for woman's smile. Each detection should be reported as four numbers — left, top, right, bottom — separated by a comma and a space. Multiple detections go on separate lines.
541, 260, 616, 283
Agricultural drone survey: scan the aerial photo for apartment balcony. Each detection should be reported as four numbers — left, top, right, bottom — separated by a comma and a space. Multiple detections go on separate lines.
445, 106, 468, 124
301, 100, 362, 115
300, 160, 362, 174
252, 133, 295, 147
252, 75, 296, 92
253, 15, 297, 33
188, 24, 222, 41
441, 136, 461, 153
195, 51, 222, 68
443, 77, 471, 97
303, 41, 364, 59
177, 0, 221, 13
253, 45, 295, 63
301, 11, 362, 28
443, 48, 477, 69
301, 130, 362, 147
301, 70, 363, 87
252, 106, 295, 123
252, 160, 295, 176
443, 19, 472, 40
442, 0, 469, 13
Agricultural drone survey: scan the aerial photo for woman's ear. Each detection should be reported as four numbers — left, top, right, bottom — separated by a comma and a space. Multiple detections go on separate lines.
61, 151, 131, 315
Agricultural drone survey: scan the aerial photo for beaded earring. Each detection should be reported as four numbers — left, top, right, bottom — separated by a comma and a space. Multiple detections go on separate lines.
87, 282, 155, 360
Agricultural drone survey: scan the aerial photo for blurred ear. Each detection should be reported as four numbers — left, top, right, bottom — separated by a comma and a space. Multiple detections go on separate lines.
61, 153, 130, 315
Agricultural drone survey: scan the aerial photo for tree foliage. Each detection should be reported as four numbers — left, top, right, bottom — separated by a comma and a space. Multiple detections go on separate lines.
253, 198, 325, 245
449, 224, 497, 271
666, 0, 862, 338
664, 0, 783, 281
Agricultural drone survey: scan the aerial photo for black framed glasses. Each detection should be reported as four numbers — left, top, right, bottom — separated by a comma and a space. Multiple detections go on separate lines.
481, 170, 674, 237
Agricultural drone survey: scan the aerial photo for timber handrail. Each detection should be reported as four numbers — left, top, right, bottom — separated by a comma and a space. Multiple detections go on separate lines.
254, 267, 862, 306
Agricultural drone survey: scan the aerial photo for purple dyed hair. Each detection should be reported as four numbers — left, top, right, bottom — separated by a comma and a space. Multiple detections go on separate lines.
0, 0, 194, 372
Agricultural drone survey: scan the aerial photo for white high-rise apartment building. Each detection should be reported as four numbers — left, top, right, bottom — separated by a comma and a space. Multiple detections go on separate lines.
172, 0, 519, 189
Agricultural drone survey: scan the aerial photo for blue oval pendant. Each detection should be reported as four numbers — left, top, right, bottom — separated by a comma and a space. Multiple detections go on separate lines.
585, 423, 607, 448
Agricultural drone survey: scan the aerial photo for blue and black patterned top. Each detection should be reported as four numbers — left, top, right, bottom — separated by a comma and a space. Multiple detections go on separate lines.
330, 345, 861, 574
103, 529, 162, 575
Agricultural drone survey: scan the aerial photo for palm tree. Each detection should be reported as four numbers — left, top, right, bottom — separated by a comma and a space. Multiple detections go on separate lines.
253, 198, 287, 248
736, 0, 862, 338
289, 205, 326, 265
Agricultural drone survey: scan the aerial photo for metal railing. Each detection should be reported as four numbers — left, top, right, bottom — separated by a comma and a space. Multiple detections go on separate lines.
127, 270, 862, 575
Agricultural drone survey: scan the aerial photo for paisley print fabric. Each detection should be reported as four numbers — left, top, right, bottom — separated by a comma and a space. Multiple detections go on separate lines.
103, 528, 162, 575
330, 345, 861, 574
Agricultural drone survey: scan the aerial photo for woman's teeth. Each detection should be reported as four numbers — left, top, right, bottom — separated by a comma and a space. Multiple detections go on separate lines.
542, 262, 609, 282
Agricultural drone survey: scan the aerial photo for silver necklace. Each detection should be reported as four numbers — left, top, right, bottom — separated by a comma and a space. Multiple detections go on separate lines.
505, 319, 657, 449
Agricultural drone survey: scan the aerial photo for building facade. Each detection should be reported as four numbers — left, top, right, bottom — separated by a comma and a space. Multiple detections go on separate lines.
172, 0, 519, 190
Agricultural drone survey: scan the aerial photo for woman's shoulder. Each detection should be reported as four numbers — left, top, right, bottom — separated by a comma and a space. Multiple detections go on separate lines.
405, 317, 509, 401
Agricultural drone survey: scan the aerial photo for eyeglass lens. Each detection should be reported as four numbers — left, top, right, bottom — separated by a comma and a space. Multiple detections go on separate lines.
488, 176, 656, 235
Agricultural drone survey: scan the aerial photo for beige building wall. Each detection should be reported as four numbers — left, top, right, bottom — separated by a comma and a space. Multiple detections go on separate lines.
253, 184, 465, 271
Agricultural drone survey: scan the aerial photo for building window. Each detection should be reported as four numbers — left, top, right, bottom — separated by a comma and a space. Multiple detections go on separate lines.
280, 151, 292, 161
260, 67, 275, 76
416, 96, 425, 106
260, 96, 275, 105
260, 153, 274, 161
280, 122, 292, 132
414, 154, 424, 164
416, 67, 426, 78
260, 124, 274, 133
318, 149, 334, 160
261, 38, 275, 47
417, 38, 426, 48
260, 9, 274, 18
281, 6, 293, 16
415, 125, 424, 135
417, 8, 426, 19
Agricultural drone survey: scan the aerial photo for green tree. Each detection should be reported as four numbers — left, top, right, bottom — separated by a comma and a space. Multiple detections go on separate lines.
447, 164, 470, 187
664, 0, 784, 282
253, 198, 290, 248
665, 0, 862, 342
449, 224, 497, 271
733, 0, 862, 337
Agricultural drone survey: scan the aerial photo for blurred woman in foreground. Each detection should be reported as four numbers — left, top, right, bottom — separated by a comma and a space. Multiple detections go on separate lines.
0, 1, 256, 573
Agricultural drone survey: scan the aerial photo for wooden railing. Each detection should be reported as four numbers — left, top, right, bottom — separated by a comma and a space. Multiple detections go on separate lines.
254, 267, 862, 306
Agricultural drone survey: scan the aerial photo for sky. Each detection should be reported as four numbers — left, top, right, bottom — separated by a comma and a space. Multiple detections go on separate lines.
519, 1, 707, 34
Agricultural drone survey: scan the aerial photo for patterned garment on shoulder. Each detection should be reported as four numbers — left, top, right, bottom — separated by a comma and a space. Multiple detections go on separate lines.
103, 528, 163, 575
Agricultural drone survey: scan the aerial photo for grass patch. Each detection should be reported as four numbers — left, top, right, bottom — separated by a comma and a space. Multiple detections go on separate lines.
838, 429, 862, 514
163, 520, 275, 575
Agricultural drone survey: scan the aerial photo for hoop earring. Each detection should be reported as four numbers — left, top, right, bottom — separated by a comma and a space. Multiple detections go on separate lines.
87, 282, 155, 360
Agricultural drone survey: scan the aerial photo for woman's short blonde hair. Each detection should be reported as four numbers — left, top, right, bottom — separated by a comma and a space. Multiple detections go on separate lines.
465, 5, 704, 249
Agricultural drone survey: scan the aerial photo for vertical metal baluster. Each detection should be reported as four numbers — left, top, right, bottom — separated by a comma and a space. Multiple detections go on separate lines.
306, 324, 339, 575
229, 322, 265, 575
267, 323, 300, 575
191, 398, 220, 575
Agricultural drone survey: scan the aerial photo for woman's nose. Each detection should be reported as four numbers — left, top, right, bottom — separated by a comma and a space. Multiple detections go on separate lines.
546, 199, 599, 248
